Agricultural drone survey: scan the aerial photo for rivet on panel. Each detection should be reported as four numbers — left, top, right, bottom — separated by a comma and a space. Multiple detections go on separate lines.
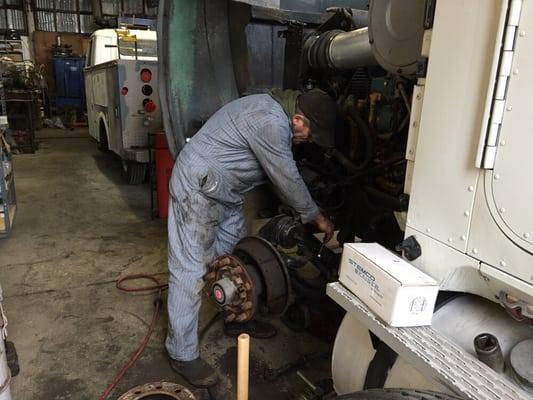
426, 228, 431, 233
499, 207, 506, 213
447, 238, 453, 243
506, 105, 513, 111
464, 211, 470, 217
416, 94, 421, 100
494, 174, 500, 180
524, 232, 531, 239
472, 248, 479, 255
513, 68, 519, 75
468, 186, 474, 192
460, 235, 467, 241
519, 30, 526, 37
500, 260, 507, 268
500, 139, 506, 146
412, 121, 418, 128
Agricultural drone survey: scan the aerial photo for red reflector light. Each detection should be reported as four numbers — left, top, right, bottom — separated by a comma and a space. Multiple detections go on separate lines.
144, 100, 157, 113
121, 87, 128, 95
140, 68, 152, 82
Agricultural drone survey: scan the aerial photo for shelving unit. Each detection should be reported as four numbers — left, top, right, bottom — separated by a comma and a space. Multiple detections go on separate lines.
0, 79, 16, 238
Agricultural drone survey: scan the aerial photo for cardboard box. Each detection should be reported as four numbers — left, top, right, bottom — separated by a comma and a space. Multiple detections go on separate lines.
339, 243, 439, 327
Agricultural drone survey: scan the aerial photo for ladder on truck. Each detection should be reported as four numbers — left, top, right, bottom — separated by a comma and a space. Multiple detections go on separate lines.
327, 282, 531, 400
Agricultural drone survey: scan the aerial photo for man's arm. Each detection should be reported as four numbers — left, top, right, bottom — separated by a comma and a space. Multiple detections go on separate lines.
248, 122, 320, 224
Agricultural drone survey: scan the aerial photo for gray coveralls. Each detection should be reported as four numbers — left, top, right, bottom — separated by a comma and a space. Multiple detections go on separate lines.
166, 94, 320, 361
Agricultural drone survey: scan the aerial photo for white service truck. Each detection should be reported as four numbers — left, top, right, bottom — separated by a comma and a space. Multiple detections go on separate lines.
85, 28, 162, 184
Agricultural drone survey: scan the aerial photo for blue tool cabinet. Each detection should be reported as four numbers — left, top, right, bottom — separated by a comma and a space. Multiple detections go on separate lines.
53, 57, 86, 110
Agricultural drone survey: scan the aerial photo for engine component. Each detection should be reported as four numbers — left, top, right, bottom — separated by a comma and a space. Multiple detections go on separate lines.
118, 382, 197, 400
304, 0, 426, 76
474, 333, 505, 373
258, 214, 304, 249
499, 292, 533, 324
368, 0, 426, 76
510, 339, 533, 393
205, 236, 290, 323
305, 28, 377, 70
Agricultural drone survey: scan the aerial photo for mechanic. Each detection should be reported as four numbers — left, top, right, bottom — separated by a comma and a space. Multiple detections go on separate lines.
166, 88, 337, 387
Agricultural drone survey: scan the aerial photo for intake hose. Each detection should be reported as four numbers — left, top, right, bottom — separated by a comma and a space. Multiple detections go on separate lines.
304, 28, 377, 70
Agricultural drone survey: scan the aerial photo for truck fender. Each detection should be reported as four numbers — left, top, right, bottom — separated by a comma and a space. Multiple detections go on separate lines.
97, 112, 110, 151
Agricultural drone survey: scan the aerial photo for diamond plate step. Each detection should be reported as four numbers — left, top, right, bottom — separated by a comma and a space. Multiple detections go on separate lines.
327, 282, 531, 400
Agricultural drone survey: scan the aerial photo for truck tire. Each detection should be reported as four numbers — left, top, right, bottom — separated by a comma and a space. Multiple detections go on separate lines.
335, 389, 462, 400
124, 161, 147, 185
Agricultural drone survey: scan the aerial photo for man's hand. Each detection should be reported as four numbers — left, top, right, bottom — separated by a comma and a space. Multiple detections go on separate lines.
312, 213, 334, 243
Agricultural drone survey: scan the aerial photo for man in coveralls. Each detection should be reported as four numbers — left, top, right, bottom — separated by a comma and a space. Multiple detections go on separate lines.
166, 88, 336, 387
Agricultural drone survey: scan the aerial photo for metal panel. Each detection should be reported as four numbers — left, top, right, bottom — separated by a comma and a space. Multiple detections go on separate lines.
403, 226, 492, 298
406, 0, 507, 251
92, 69, 109, 107
480, 263, 533, 305
468, 172, 533, 293
405, 83, 424, 162
488, 0, 533, 253
118, 60, 162, 153
242, 22, 285, 91
158, 0, 239, 158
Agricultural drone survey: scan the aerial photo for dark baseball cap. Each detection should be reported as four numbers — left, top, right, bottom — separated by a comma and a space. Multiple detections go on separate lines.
297, 89, 337, 148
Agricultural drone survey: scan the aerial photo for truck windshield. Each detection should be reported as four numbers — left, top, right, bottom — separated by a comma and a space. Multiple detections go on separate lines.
118, 38, 157, 59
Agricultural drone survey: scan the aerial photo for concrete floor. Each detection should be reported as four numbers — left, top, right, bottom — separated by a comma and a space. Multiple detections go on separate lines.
0, 129, 331, 400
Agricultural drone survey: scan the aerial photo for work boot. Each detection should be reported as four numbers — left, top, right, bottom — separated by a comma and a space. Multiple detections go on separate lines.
224, 319, 277, 339
169, 356, 218, 388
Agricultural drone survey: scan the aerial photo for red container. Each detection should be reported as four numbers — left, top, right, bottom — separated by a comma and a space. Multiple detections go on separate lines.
154, 133, 175, 218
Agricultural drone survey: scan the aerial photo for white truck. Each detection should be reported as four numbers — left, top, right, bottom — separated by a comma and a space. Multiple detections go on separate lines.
85, 28, 162, 184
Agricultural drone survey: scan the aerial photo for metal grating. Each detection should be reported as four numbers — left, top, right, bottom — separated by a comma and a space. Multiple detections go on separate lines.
327, 282, 532, 400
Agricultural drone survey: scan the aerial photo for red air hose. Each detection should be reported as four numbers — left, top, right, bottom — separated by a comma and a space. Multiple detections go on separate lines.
98, 274, 168, 400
